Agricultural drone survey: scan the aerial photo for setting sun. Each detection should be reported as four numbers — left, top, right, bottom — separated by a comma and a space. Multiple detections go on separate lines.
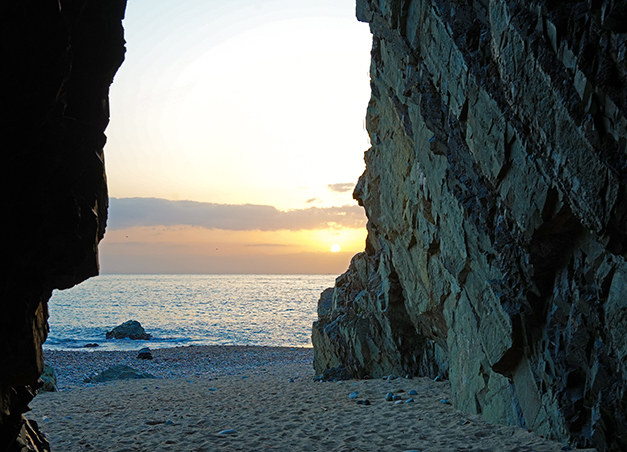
331, 244, 341, 253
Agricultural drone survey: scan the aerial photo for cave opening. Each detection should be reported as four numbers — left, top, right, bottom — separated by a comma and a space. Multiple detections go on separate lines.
1, 1, 375, 450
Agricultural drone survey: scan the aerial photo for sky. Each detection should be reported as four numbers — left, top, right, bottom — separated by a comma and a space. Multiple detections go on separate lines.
100, 0, 373, 274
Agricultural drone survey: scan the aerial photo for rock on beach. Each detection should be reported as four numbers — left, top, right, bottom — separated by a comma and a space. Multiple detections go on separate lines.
84, 365, 155, 383
39, 364, 57, 392
136, 347, 153, 360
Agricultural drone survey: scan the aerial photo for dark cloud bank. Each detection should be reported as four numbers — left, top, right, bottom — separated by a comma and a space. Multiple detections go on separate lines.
107, 197, 366, 231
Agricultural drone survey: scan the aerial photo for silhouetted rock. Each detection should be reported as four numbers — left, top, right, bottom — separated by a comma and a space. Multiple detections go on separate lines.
313, 1, 627, 451
84, 343, 100, 348
0, 1, 126, 450
84, 365, 155, 384
106, 320, 152, 340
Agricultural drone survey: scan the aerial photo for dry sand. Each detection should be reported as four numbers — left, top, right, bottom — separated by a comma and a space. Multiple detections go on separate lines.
29, 346, 596, 452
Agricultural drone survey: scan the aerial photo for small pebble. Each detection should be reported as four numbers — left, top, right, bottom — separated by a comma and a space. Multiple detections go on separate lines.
385, 392, 394, 401
408, 389, 418, 395
405, 398, 414, 404
349, 391, 359, 399
208, 388, 217, 392
218, 429, 237, 435
288, 379, 295, 383
459, 419, 469, 425
165, 420, 174, 425
356, 399, 371, 406
440, 399, 451, 405
387, 375, 397, 381
395, 400, 404, 404
392, 394, 402, 401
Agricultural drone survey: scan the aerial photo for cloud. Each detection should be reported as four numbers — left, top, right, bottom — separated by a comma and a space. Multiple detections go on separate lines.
244, 243, 292, 247
327, 182, 355, 193
305, 198, 319, 204
107, 197, 366, 231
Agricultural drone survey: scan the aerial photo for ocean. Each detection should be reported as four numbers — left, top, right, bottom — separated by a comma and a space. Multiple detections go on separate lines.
45, 274, 337, 351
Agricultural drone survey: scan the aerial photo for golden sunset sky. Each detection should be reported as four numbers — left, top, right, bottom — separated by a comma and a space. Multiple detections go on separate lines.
101, 0, 372, 274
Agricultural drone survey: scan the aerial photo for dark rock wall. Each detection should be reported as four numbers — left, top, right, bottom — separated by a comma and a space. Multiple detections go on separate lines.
313, 1, 627, 450
0, 1, 126, 450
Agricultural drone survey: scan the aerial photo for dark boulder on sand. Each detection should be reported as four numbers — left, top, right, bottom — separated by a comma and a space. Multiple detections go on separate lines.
106, 320, 152, 340
84, 365, 155, 384
136, 348, 153, 360
39, 365, 57, 393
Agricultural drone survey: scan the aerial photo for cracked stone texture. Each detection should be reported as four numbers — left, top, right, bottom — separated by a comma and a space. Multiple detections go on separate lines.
0, 1, 126, 450
313, 1, 627, 450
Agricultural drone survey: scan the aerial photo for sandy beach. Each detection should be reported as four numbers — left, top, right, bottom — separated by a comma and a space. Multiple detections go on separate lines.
29, 346, 596, 452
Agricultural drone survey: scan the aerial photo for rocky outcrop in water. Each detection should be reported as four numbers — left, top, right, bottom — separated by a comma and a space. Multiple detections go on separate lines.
106, 320, 152, 340
0, 2, 126, 450
313, 1, 627, 450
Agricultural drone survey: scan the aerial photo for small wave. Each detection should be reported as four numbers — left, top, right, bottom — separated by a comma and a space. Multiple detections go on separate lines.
44, 335, 198, 351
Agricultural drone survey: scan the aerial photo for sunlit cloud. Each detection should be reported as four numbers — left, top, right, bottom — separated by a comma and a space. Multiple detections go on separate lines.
327, 182, 355, 193
305, 197, 319, 204
107, 197, 366, 231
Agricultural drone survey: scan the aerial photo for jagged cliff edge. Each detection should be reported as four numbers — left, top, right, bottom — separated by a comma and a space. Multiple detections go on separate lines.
313, 1, 627, 451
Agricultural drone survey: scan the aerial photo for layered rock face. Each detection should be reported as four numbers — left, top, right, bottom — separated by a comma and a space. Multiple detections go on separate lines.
0, 2, 126, 450
313, 1, 627, 450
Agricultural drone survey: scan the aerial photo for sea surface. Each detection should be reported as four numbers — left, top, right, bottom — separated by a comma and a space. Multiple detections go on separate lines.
45, 274, 337, 351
